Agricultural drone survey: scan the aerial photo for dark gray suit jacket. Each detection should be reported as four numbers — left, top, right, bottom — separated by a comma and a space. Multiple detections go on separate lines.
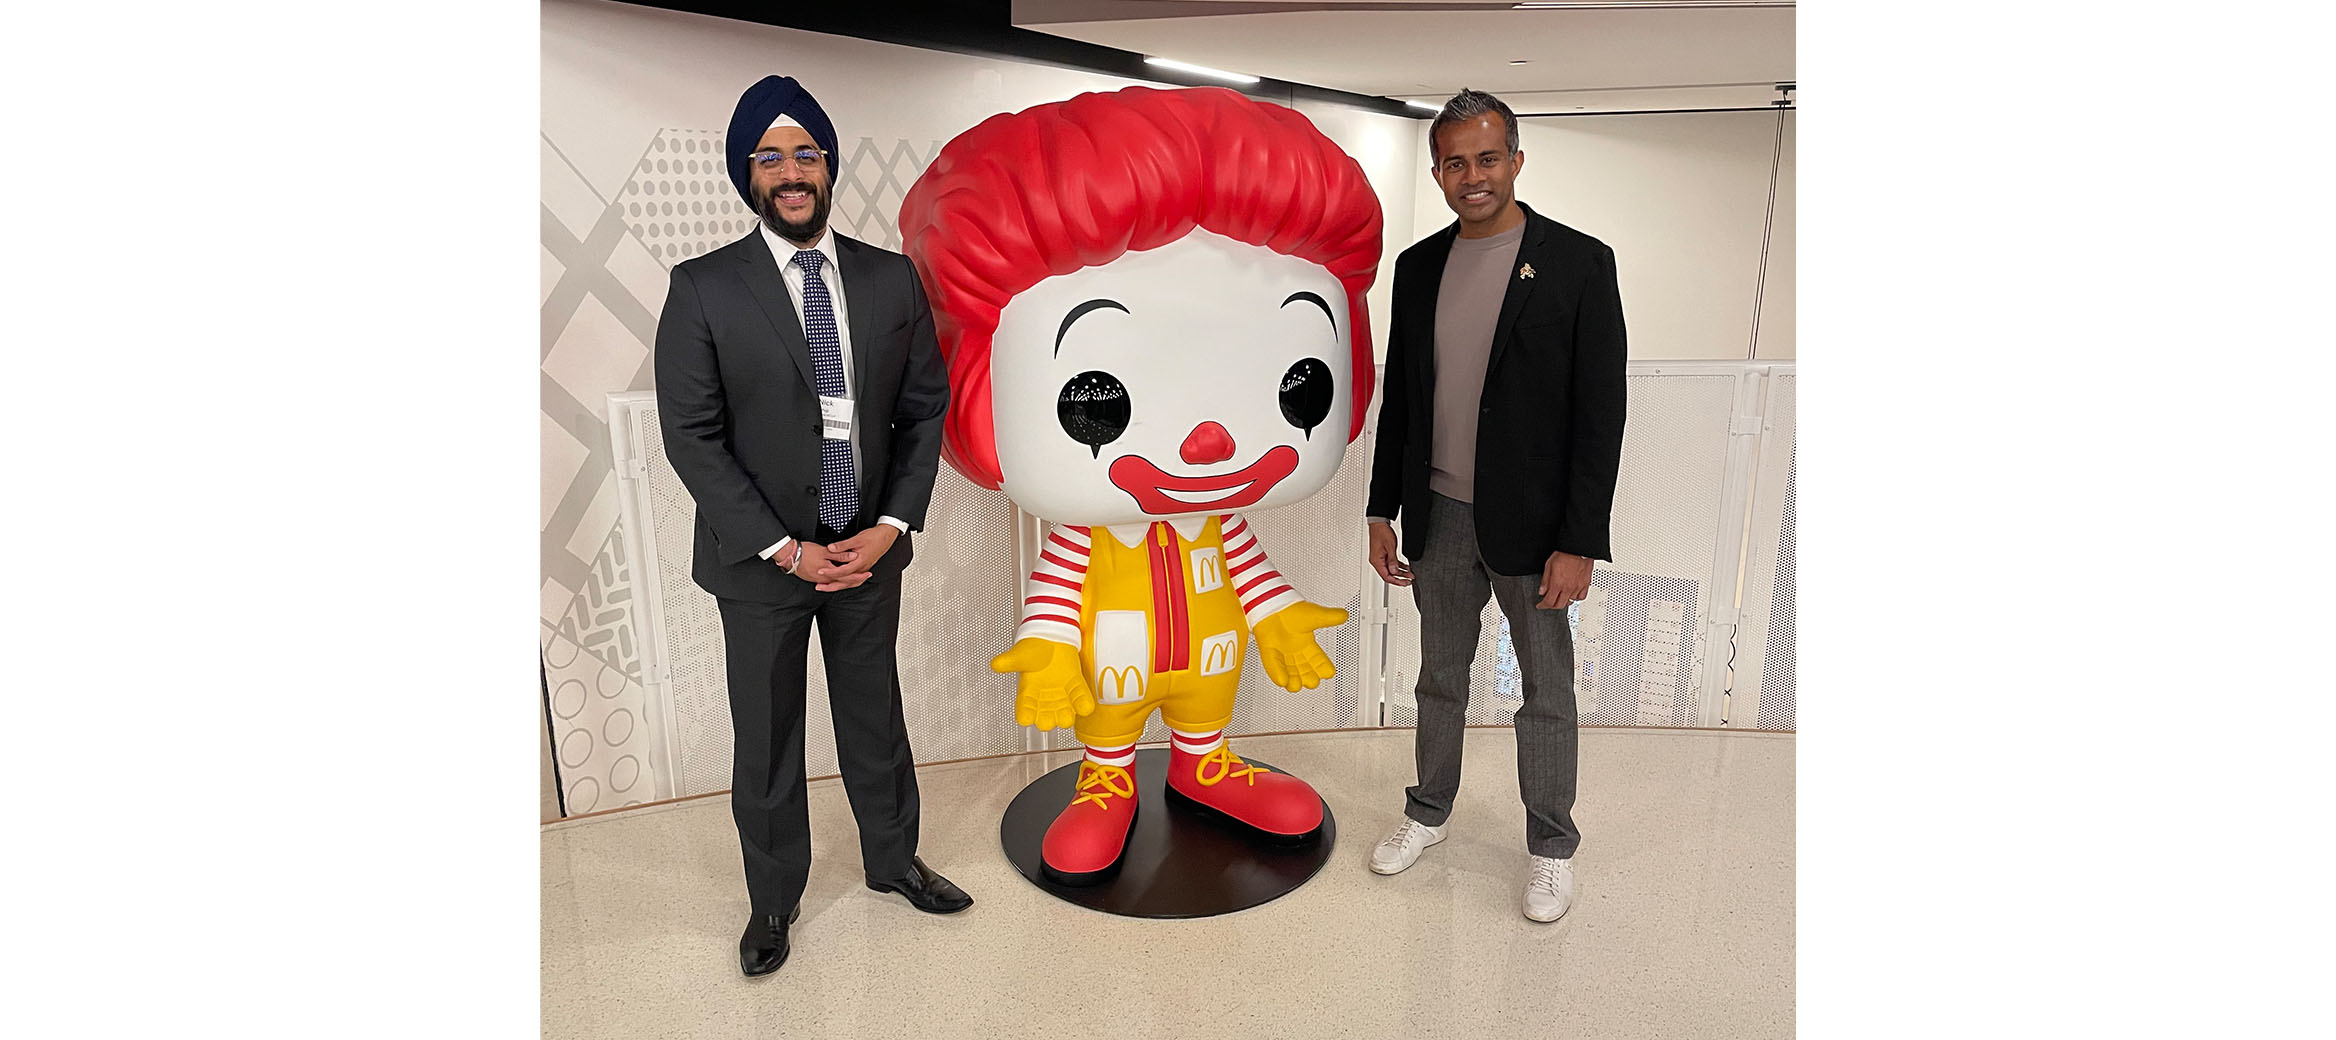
654, 230, 951, 602
1365, 202, 1627, 576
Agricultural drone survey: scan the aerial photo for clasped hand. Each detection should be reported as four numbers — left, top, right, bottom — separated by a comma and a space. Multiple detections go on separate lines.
779, 525, 899, 591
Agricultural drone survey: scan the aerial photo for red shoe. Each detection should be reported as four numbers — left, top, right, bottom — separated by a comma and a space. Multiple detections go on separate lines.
1165, 744, 1325, 843
1040, 760, 1139, 885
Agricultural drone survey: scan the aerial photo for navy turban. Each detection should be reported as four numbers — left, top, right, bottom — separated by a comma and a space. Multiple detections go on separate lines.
724, 75, 840, 211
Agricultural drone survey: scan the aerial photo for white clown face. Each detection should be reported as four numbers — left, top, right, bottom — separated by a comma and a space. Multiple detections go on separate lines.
990, 229, 1354, 527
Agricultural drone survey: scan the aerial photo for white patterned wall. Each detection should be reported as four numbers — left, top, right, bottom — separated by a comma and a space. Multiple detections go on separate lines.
539, 0, 1422, 813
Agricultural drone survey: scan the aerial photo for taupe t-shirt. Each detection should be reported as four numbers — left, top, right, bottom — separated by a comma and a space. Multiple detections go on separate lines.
1428, 222, 1526, 503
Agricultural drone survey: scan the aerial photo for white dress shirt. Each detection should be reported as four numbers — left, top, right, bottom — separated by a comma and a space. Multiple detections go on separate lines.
754, 221, 909, 564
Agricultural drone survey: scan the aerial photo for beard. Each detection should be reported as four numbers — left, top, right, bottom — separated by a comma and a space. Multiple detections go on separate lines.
756, 178, 832, 244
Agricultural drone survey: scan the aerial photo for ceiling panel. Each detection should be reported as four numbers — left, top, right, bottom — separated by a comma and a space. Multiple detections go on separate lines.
1018, 5, 1793, 102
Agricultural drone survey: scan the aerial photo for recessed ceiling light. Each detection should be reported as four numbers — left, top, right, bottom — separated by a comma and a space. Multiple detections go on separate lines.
1404, 100, 1441, 113
1142, 57, 1262, 85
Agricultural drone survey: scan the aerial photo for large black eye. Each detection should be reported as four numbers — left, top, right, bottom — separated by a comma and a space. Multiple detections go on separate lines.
1058, 370, 1130, 458
1278, 358, 1335, 439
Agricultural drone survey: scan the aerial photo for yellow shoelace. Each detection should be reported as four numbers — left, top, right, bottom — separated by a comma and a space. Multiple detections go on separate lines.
1194, 745, 1266, 787
1070, 761, 1136, 810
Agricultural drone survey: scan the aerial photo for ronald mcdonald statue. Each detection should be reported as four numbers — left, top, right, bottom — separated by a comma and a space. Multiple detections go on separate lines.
899, 86, 1383, 884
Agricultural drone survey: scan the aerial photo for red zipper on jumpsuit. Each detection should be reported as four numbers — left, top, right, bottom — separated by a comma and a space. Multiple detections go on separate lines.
1147, 523, 1189, 672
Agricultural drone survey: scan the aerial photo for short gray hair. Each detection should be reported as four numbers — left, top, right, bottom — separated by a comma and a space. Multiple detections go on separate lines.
1428, 88, 1520, 158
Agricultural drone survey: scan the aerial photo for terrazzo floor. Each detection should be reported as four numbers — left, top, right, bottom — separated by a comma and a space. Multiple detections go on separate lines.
542, 727, 1794, 1039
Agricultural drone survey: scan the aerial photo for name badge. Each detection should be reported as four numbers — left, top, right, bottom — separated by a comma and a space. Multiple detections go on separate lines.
819, 395, 854, 440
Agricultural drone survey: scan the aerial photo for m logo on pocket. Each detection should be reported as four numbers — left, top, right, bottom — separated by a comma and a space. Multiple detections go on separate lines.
1095, 666, 1147, 705
1200, 630, 1239, 677
1189, 546, 1224, 593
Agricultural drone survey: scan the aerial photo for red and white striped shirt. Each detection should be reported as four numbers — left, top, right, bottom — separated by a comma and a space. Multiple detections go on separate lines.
1218, 512, 1301, 622
1014, 513, 1301, 648
1016, 523, 1093, 647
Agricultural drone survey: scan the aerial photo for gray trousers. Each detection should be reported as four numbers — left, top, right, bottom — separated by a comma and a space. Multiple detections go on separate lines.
1403, 493, 1582, 859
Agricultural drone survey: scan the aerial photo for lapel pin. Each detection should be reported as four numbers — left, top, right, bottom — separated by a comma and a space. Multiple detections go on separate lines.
1519, 263, 1536, 280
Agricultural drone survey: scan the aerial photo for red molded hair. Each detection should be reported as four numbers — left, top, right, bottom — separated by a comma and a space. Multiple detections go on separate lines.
898, 86, 1383, 489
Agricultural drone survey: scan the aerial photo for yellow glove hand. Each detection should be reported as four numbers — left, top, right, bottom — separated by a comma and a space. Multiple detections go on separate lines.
991, 637, 1097, 732
1251, 601, 1347, 692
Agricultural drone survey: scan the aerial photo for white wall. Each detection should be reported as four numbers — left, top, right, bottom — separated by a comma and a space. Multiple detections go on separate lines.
1758, 111, 1795, 359
1290, 99, 1420, 363
1406, 108, 1795, 360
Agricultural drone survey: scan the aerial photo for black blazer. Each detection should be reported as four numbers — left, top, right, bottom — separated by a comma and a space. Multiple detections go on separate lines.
654, 230, 951, 602
1365, 202, 1627, 576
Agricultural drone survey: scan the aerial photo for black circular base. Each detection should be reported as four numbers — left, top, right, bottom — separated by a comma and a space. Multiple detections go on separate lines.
1000, 748, 1336, 919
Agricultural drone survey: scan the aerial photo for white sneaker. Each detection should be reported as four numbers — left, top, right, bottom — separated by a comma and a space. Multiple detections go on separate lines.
1523, 855, 1575, 922
1369, 818, 1447, 875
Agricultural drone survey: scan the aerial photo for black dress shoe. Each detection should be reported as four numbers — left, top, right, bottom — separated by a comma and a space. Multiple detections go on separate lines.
738, 903, 802, 978
865, 856, 974, 914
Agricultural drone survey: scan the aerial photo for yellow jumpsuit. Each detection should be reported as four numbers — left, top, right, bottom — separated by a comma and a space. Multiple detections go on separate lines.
1073, 518, 1250, 747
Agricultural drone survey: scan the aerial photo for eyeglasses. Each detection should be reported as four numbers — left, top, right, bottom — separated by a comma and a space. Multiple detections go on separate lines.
749, 147, 829, 171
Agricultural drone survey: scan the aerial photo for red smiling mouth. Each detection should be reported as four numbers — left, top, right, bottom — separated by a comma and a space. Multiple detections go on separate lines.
1108, 445, 1300, 514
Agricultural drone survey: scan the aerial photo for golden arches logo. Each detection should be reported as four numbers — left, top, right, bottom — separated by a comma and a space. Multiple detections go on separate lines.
1201, 631, 1238, 677
1095, 665, 1147, 704
1190, 546, 1225, 593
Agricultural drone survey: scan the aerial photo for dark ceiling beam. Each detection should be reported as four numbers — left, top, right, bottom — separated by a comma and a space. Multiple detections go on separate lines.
613, 1, 1423, 119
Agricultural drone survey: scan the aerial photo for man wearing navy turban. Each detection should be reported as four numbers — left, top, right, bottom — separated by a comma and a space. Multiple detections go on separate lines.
656, 74, 966, 980
723, 74, 842, 235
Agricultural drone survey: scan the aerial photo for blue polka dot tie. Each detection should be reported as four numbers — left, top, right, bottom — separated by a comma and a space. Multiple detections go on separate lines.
790, 250, 858, 531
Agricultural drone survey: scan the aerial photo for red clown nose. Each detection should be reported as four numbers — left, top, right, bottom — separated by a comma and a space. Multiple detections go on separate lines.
1179, 422, 1236, 465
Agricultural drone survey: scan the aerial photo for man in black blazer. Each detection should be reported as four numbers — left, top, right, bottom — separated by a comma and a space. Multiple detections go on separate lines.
1361, 90, 1626, 924
655, 75, 968, 979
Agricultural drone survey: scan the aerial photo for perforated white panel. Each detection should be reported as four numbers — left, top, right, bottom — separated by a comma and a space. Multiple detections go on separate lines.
1755, 452, 1794, 730
636, 417, 759, 794
1610, 373, 1738, 582
1383, 567, 1703, 728
636, 408, 1026, 796
890, 472, 1030, 758
1383, 369, 1736, 727
1218, 423, 1375, 736
1739, 369, 1795, 730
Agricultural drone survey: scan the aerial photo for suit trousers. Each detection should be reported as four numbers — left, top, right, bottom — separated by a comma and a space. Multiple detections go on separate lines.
714, 539, 921, 915
1403, 492, 1582, 859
